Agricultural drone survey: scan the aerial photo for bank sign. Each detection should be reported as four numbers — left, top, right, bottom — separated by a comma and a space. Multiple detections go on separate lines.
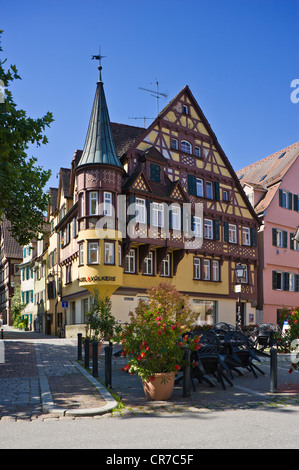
79, 276, 116, 282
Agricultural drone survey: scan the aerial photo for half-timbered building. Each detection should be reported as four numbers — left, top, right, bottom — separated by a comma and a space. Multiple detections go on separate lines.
48, 63, 260, 337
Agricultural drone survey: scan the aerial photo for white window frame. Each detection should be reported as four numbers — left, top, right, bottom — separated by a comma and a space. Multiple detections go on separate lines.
194, 258, 201, 280
171, 205, 181, 230
195, 146, 201, 158
171, 138, 178, 150
281, 190, 291, 209
160, 254, 170, 277
289, 273, 295, 292
143, 252, 153, 275
152, 202, 164, 228
136, 198, 146, 224
79, 244, 84, 265
196, 178, 203, 197
104, 242, 115, 265
89, 191, 98, 215
242, 227, 251, 246
125, 249, 136, 273
204, 219, 213, 239
229, 224, 237, 244
206, 181, 213, 200
181, 140, 192, 154
103, 192, 113, 216
88, 242, 99, 264
212, 260, 219, 281
203, 259, 210, 280
193, 216, 202, 238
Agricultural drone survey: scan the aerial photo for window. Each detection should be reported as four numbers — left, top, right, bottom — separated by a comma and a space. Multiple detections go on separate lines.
150, 164, 161, 183
203, 259, 210, 280
125, 249, 136, 273
195, 147, 201, 158
193, 216, 202, 237
88, 242, 99, 264
104, 242, 115, 265
79, 244, 84, 265
193, 258, 201, 279
183, 105, 189, 115
118, 244, 122, 266
103, 192, 112, 216
89, 191, 98, 215
65, 264, 72, 284
204, 219, 213, 239
136, 198, 146, 224
196, 178, 203, 197
242, 227, 251, 246
160, 254, 171, 277
171, 205, 181, 230
272, 228, 287, 248
181, 140, 192, 154
279, 189, 292, 209
289, 273, 295, 292
223, 190, 229, 201
80, 193, 85, 217
171, 138, 178, 150
143, 252, 153, 275
212, 260, 220, 281
206, 181, 213, 200
229, 224, 237, 244
152, 203, 164, 227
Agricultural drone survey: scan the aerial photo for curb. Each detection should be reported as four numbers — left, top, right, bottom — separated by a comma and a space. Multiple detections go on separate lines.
34, 343, 118, 417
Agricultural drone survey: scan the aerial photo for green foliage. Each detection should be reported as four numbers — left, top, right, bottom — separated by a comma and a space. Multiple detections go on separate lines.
0, 31, 53, 245
277, 307, 299, 352
10, 285, 25, 327
114, 283, 199, 381
85, 290, 116, 342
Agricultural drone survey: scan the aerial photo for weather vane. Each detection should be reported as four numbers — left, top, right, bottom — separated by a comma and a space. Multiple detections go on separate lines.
92, 48, 106, 81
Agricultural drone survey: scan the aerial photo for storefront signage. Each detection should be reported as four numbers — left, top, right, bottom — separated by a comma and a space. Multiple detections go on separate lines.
79, 276, 116, 283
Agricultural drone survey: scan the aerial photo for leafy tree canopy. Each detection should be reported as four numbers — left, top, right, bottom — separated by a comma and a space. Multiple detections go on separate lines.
0, 31, 54, 245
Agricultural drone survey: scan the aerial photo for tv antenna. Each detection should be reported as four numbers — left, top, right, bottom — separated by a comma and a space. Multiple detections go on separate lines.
138, 79, 167, 115
128, 116, 154, 127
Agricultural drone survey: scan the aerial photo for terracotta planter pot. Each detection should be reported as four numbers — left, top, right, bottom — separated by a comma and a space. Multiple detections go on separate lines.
89, 342, 103, 358
142, 372, 175, 401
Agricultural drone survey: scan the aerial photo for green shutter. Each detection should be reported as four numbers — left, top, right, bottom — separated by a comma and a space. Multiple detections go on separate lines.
290, 233, 295, 250
272, 271, 277, 290
223, 222, 229, 242
283, 231, 288, 248
214, 182, 220, 201
272, 228, 277, 246
188, 175, 197, 196
251, 227, 257, 247
213, 220, 220, 241
279, 189, 283, 207
283, 272, 290, 291
288, 192, 293, 210
294, 194, 298, 212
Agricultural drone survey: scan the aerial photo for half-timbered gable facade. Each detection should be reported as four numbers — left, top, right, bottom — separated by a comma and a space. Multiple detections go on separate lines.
48, 67, 260, 337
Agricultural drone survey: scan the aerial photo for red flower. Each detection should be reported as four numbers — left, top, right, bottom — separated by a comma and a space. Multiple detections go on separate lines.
150, 376, 155, 381
184, 335, 189, 341
175, 365, 181, 370
158, 331, 162, 335
178, 341, 183, 347
124, 364, 130, 371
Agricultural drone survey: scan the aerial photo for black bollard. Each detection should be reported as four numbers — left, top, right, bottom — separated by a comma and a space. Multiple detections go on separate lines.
84, 338, 90, 369
183, 349, 191, 397
77, 333, 82, 361
92, 341, 98, 377
270, 347, 277, 392
105, 342, 112, 388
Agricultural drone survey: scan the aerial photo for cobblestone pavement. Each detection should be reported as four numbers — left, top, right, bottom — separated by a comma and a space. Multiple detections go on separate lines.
0, 325, 298, 421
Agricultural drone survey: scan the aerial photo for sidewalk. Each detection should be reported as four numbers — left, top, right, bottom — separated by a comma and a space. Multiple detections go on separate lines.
0, 325, 298, 420
0, 325, 117, 419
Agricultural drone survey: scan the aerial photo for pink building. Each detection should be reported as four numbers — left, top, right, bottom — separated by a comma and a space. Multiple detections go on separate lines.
237, 142, 299, 325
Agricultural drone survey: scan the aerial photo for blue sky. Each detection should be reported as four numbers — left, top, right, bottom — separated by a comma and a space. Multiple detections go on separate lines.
1, 0, 299, 190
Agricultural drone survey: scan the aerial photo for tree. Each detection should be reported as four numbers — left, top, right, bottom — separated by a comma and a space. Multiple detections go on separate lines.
0, 31, 54, 245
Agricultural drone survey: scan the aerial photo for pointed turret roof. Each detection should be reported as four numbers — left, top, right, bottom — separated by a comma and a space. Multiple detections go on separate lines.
77, 63, 122, 169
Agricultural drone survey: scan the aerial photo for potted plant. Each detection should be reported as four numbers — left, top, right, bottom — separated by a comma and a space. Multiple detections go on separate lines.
114, 283, 199, 400
84, 290, 116, 356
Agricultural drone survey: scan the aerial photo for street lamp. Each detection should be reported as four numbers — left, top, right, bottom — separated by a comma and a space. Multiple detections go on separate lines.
235, 262, 246, 330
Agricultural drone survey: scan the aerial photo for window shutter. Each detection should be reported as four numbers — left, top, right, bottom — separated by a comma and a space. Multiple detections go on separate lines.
272, 228, 277, 246
288, 192, 293, 210
272, 271, 277, 290
251, 227, 257, 247
279, 189, 283, 207
128, 194, 136, 222
213, 220, 220, 241
283, 231, 288, 248
214, 182, 220, 201
283, 272, 289, 291
294, 194, 298, 212
295, 274, 299, 292
223, 222, 229, 242
188, 175, 197, 196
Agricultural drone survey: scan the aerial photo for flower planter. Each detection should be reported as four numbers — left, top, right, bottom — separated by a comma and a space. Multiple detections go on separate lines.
89, 342, 103, 358
142, 372, 175, 401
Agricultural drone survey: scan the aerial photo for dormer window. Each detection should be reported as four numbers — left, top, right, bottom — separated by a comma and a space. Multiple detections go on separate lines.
181, 140, 192, 154
150, 163, 161, 183
183, 105, 189, 115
